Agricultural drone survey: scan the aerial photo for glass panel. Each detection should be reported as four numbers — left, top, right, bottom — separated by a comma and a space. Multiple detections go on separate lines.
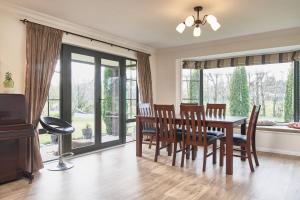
181, 69, 200, 103
126, 100, 136, 119
101, 59, 120, 143
71, 53, 95, 64
202, 62, 293, 123
126, 122, 136, 142
71, 57, 95, 149
126, 80, 137, 99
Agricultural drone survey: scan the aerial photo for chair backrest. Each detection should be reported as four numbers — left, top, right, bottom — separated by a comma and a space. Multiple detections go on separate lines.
153, 104, 177, 143
180, 104, 208, 146
0, 94, 27, 125
138, 103, 154, 130
206, 103, 226, 131
247, 105, 261, 143
206, 103, 226, 118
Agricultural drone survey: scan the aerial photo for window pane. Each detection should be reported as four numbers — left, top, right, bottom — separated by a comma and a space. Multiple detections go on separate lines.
126, 100, 136, 119
201, 62, 293, 123
126, 80, 137, 99
126, 122, 136, 142
72, 53, 95, 64
49, 72, 60, 99
181, 69, 200, 103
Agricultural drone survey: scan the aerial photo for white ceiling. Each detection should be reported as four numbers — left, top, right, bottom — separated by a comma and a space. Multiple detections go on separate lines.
3, 0, 300, 48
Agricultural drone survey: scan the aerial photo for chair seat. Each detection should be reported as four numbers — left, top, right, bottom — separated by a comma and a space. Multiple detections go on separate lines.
220, 133, 247, 144
207, 130, 224, 138
142, 128, 156, 135
180, 132, 217, 144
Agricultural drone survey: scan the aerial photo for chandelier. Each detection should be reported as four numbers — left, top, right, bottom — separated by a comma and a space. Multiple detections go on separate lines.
176, 6, 221, 37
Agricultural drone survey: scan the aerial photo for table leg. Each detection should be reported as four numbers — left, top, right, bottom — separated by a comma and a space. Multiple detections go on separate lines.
241, 122, 246, 161
136, 117, 142, 157
226, 125, 233, 175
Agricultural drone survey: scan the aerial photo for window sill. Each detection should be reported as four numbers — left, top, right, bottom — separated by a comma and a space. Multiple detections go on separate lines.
256, 125, 300, 134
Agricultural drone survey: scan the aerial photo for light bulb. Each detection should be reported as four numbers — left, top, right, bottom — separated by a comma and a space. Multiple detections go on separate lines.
210, 21, 221, 31
193, 26, 201, 37
206, 15, 217, 24
176, 23, 186, 33
185, 16, 195, 27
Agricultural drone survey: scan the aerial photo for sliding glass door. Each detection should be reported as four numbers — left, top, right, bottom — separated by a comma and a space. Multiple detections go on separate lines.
60, 44, 129, 154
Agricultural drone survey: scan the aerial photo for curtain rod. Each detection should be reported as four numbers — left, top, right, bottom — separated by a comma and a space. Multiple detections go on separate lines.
20, 19, 151, 56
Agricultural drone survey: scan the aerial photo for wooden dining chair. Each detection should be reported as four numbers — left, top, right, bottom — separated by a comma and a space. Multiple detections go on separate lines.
153, 104, 181, 166
206, 103, 226, 163
138, 103, 156, 149
180, 104, 218, 171
206, 103, 226, 137
220, 105, 261, 172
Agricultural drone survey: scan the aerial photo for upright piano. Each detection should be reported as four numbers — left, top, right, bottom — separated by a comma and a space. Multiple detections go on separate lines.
0, 94, 34, 183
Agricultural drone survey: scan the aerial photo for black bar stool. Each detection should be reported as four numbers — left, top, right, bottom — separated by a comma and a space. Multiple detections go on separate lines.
40, 117, 75, 171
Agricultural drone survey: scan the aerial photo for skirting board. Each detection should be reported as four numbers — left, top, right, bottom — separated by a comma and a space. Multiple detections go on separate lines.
257, 147, 300, 157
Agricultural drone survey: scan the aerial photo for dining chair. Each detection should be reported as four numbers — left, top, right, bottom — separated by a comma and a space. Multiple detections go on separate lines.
219, 105, 261, 172
138, 103, 156, 149
179, 103, 199, 159
206, 103, 226, 163
180, 104, 218, 171
153, 104, 181, 166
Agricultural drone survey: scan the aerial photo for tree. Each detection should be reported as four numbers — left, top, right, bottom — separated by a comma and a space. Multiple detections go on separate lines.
284, 68, 293, 122
229, 66, 250, 116
102, 68, 113, 134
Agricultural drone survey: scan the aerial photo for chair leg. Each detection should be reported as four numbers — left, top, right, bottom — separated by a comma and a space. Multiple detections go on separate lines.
252, 142, 259, 166
186, 145, 190, 159
246, 146, 255, 172
202, 146, 208, 172
212, 142, 217, 165
172, 142, 177, 166
181, 143, 186, 167
148, 136, 153, 149
154, 137, 159, 162
220, 141, 224, 167
192, 146, 197, 160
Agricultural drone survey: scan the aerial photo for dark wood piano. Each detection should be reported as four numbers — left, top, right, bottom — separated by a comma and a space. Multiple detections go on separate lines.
0, 94, 34, 183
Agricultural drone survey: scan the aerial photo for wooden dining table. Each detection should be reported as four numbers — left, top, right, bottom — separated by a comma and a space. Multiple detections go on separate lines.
135, 115, 247, 175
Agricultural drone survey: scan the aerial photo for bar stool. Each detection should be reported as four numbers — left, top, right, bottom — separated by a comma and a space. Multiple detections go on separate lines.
40, 117, 75, 171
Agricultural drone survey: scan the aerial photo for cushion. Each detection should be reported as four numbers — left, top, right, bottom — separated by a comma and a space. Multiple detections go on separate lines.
221, 133, 247, 144
142, 128, 156, 135
207, 130, 224, 138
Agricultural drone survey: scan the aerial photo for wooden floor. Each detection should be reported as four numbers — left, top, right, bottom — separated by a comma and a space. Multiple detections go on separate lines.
1, 142, 300, 200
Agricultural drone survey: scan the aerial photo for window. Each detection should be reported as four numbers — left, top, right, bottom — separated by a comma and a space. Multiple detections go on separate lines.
181, 62, 296, 124
181, 69, 200, 103
126, 59, 137, 142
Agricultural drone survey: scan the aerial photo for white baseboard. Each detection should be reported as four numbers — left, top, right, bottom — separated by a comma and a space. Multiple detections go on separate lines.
257, 147, 300, 157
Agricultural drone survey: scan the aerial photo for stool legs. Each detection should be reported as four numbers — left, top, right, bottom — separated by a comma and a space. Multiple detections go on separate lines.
47, 135, 74, 171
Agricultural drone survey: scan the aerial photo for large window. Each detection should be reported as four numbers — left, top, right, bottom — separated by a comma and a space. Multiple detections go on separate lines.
182, 62, 296, 124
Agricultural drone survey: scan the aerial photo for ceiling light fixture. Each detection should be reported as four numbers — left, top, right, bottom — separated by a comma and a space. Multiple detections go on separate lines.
176, 6, 221, 37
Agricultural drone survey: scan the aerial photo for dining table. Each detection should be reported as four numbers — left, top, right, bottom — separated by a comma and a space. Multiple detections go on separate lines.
135, 114, 247, 175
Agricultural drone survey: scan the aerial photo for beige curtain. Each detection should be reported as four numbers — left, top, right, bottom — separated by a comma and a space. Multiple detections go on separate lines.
183, 50, 300, 69
137, 52, 153, 105
25, 22, 63, 171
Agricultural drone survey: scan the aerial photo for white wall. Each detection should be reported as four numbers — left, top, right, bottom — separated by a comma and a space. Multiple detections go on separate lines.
155, 28, 300, 156
0, 4, 157, 100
